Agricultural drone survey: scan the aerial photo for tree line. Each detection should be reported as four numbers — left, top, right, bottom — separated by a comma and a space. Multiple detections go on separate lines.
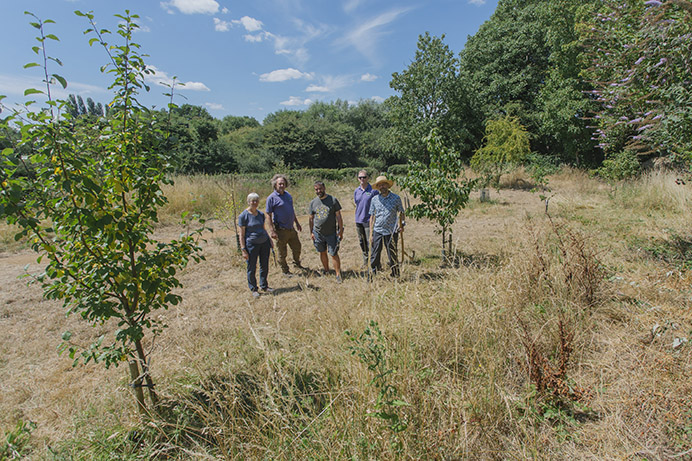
3, 0, 689, 180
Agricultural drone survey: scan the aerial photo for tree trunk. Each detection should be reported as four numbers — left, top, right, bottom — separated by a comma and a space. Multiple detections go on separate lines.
441, 227, 447, 265
448, 230, 453, 264
135, 339, 159, 408
128, 360, 146, 415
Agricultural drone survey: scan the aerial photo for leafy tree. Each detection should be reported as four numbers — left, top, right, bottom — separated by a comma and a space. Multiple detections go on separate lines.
388, 33, 464, 163
167, 104, 237, 173
459, 0, 599, 164
399, 129, 476, 262
223, 126, 275, 173
218, 114, 260, 135
579, 0, 692, 171
263, 109, 358, 168
471, 115, 531, 189
0, 11, 205, 413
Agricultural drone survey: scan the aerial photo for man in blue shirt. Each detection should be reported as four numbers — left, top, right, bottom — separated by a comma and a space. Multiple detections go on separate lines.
369, 175, 405, 277
354, 170, 378, 268
266, 174, 303, 274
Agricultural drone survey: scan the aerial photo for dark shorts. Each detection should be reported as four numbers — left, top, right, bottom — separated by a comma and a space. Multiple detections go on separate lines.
313, 232, 340, 256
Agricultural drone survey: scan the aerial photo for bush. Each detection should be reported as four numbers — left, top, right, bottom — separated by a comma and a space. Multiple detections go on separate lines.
596, 149, 641, 182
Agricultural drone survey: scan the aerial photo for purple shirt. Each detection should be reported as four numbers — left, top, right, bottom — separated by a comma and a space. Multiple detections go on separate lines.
266, 190, 296, 230
354, 184, 378, 224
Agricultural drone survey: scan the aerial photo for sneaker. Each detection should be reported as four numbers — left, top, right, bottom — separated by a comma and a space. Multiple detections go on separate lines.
251, 291, 260, 298
335, 275, 342, 284
261, 287, 274, 293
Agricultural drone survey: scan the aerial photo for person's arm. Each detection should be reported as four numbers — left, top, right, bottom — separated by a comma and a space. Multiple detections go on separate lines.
369, 214, 375, 241
336, 210, 344, 240
294, 215, 302, 232
239, 226, 249, 260
266, 211, 278, 239
309, 214, 315, 241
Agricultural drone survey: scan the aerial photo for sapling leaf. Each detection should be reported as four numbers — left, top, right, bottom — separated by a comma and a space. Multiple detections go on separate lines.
52, 74, 67, 89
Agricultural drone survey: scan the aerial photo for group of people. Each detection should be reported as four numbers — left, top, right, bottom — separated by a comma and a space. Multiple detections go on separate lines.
237, 171, 405, 297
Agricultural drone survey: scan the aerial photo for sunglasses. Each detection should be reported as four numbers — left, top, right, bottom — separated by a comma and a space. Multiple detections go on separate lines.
358, 176, 368, 179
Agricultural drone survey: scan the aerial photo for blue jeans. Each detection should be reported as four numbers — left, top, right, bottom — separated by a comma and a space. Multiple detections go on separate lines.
246, 239, 271, 291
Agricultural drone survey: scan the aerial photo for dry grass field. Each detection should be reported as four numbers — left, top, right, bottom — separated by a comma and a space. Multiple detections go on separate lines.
1, 169, 691, 459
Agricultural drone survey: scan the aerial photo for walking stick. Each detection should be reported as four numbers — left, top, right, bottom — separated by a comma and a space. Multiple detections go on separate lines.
269, 237, 278, 267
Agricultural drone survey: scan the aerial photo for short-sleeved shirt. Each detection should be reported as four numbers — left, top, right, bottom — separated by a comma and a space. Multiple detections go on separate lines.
309, 194, 342, 236
265, 190, 296, 230
238, 209, 269, 245
354, 184, 378, 224
369, 192, 404, 236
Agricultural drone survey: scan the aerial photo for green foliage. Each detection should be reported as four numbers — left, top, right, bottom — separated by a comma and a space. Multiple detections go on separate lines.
0, 11, 205, 410
596, 149, 641, 182
524, 152, 559, 190
399, 129, 476, 258
459, 0, 599, 164
579, 0, 692, 165
388, 32, 470, 163
471, 115, 531, 188
0, 420, 36, 460
346, 321, 409, 437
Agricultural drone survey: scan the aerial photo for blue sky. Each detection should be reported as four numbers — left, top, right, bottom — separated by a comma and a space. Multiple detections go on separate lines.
1, 0, 498, 121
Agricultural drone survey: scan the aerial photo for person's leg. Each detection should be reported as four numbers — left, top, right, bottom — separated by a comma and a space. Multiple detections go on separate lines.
287, 229, 302, 268
319, 251, 330, 271
332, 253, 341, 277
370, 232, 383, 273
276, 229, 290, 273
326, 234, 342, 278
258, 240, 271, 289
246, 241, 259, 291
356, 223, 369, 266
385, 233, 399, 277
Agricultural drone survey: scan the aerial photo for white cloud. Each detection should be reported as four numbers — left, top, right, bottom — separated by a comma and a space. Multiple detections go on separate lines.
161, 0, 219, 14
182, 81, 212, 91
214, 18, 232, 32
0, 74, 105, 100
371, 96, 385, 103
205, 102, 224, 110
305, 85, 330, 92
233, 19, 328, 67
360, 73, 378, 82
259, 68, 313, 82
343, 0, 364, 13
145, 66, 210, 91
281, 96, 313, 106
244, 34, 265, 43
233, 16, 263, 32
221, 7, 229, 13
468, 0, 486, 4
341, 8, 411, 64
305, 75, 351, 93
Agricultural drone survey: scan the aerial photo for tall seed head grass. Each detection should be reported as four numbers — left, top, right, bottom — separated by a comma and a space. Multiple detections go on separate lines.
614, 169, 692, 213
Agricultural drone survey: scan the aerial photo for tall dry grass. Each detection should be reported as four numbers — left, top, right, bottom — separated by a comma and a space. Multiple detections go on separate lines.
614, 169, 692, 214
2, 169, 692, 459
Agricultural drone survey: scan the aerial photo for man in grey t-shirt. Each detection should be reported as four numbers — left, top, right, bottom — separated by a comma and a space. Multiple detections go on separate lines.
308, 181, 344, 283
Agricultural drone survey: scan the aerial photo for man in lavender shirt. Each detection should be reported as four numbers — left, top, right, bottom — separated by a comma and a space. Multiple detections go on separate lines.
353, 169, 378, 268
266, 174, 303, 274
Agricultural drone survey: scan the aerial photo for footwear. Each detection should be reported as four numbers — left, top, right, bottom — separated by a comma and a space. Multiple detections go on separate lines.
319, 269, 328, 276
335, 275, 342, 284
251, 291, 260, 298
261, 287, 274, 293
